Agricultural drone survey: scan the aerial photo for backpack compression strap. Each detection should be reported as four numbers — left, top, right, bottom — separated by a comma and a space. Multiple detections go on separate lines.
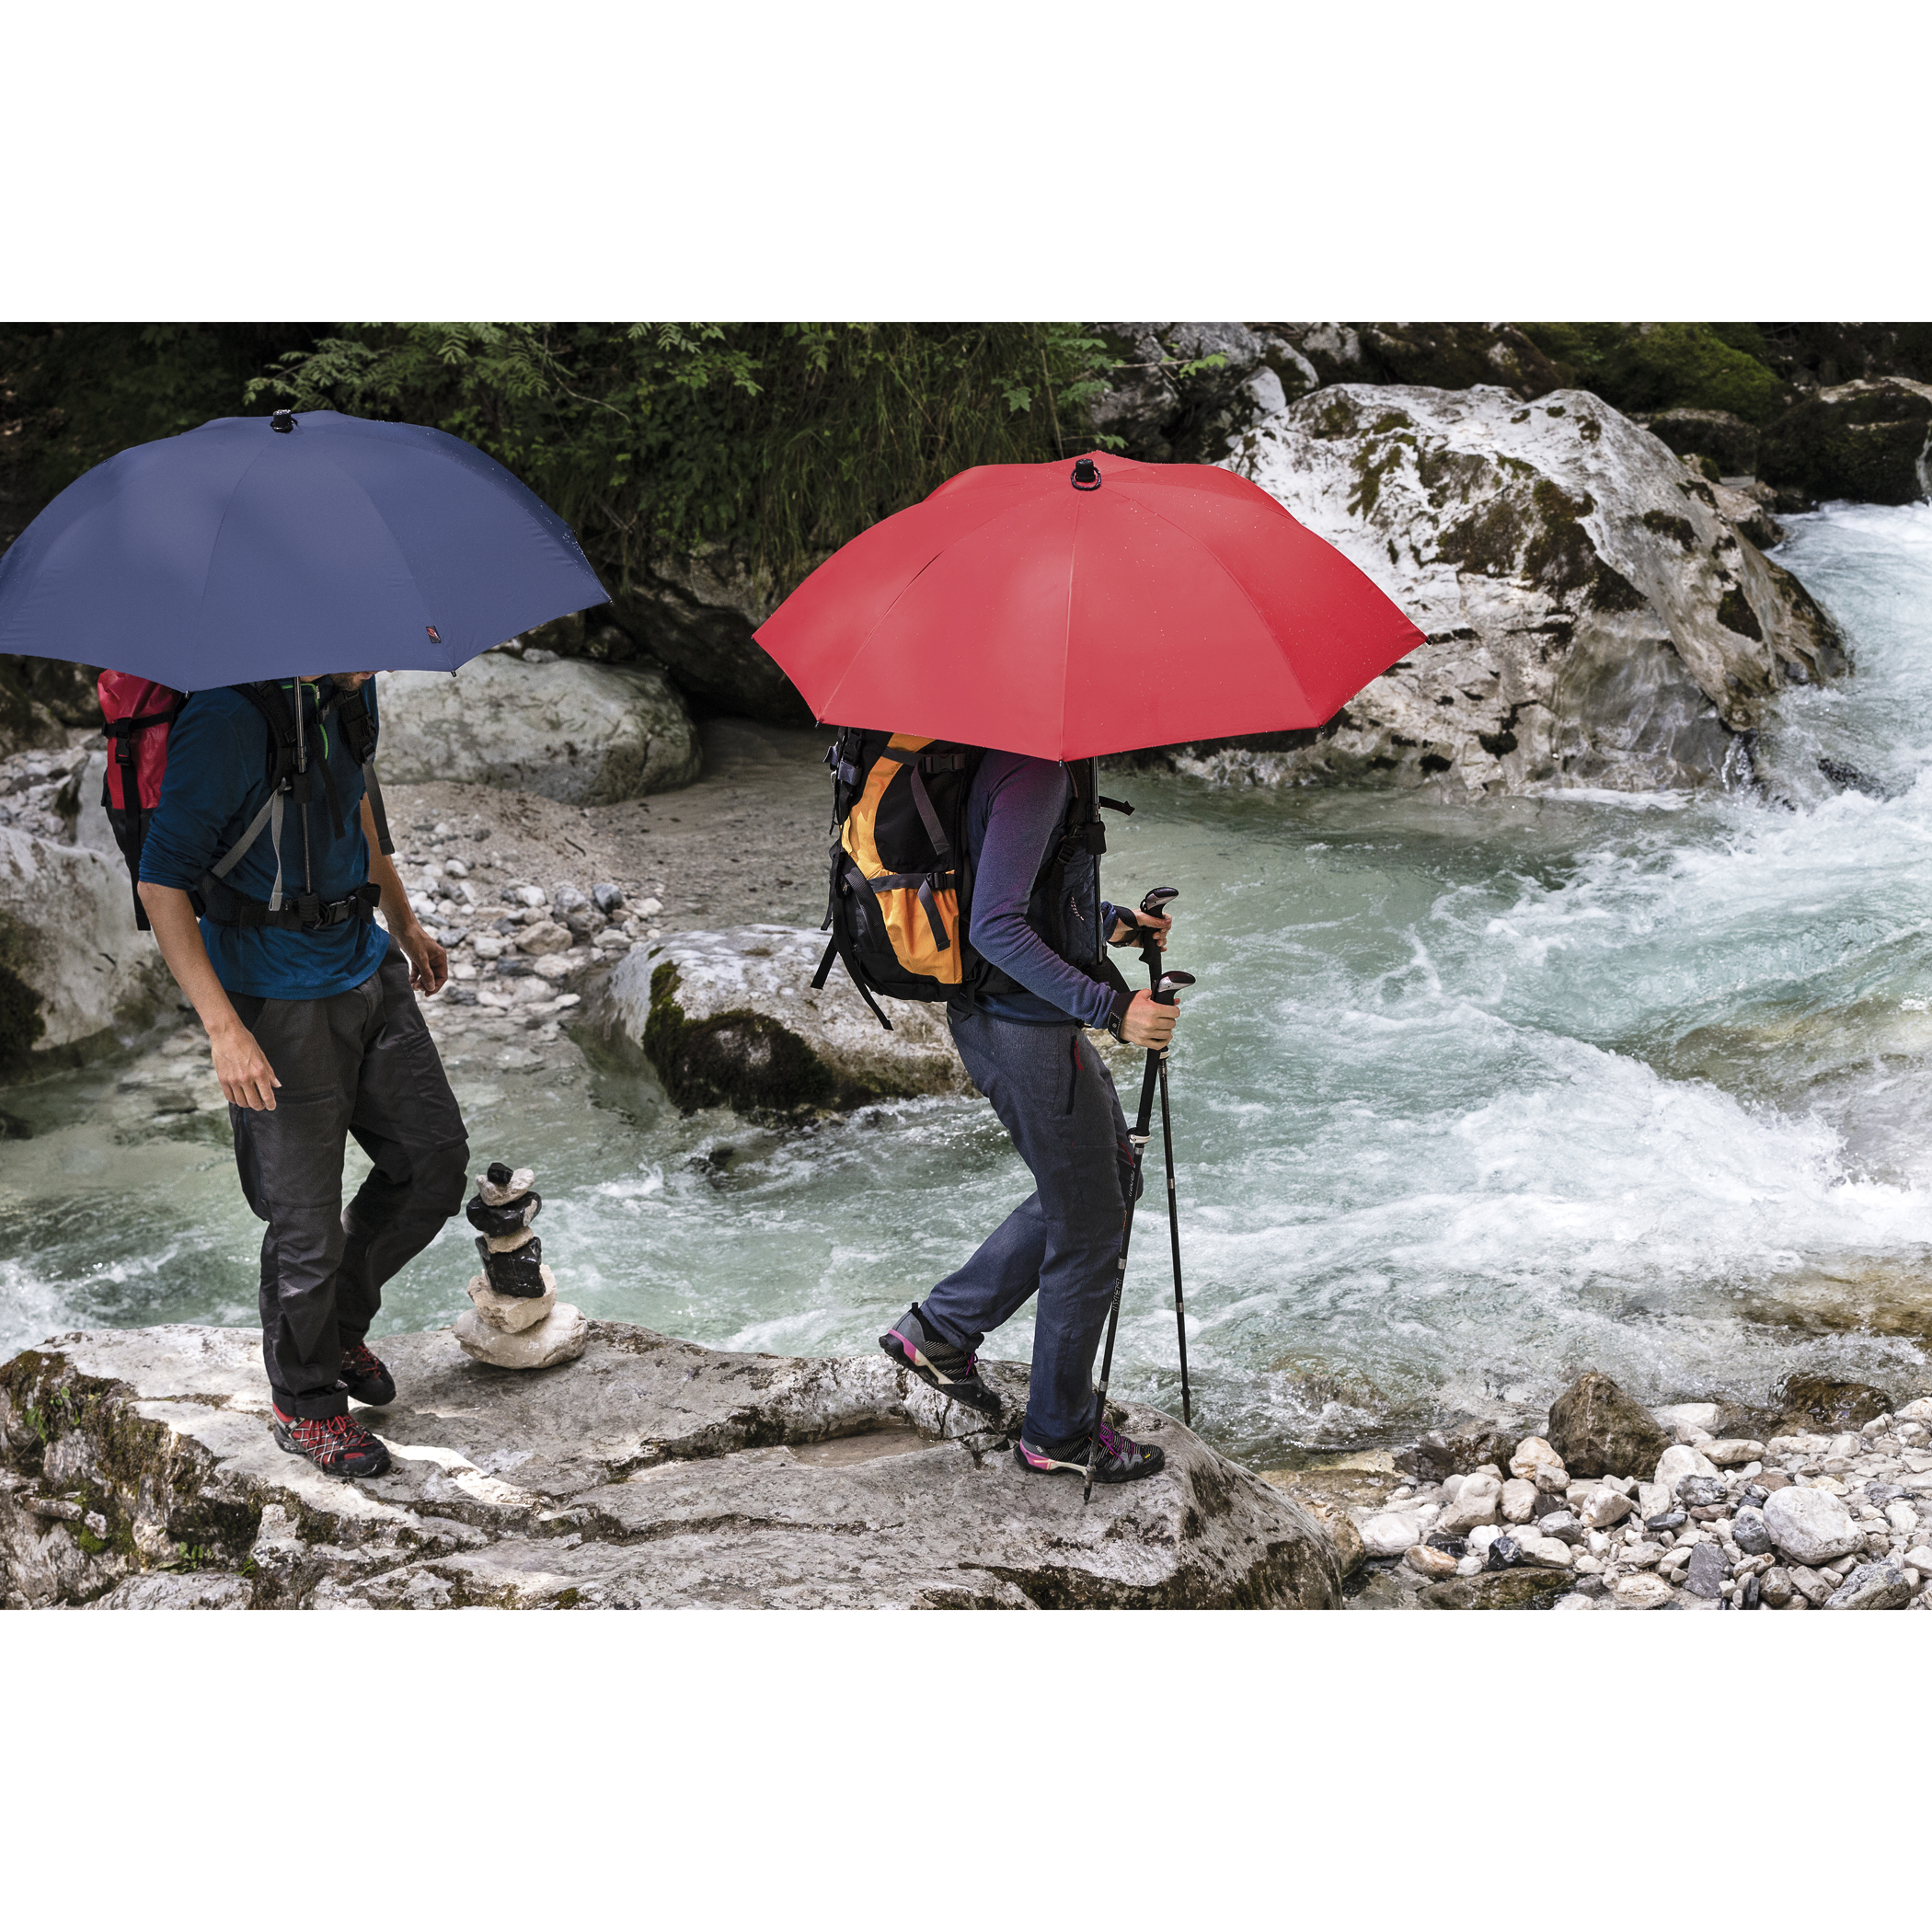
321, 680, 395, 857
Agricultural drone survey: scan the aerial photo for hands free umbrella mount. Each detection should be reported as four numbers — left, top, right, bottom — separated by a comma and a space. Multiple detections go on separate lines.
1085, 895, 1195, 1505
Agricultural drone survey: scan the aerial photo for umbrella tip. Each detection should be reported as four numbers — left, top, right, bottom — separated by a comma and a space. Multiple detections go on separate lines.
270, 409, 297, 434
1071, 457, 1100, 490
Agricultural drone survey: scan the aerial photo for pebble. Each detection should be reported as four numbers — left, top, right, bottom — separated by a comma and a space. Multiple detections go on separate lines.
1685, 1542, 1729, 1598
1440, 1473, 1502, 1535
1616, 1573, 1673, 1609
1515, 1535, 1572, 1570
1764, 1487, 1866, 1567
1362, 1513, 1423, 1558
1508, 1436, 1567, 1485
1351, 1383, 1932, 1613
1655, 1443, 1721, 1491
1501, 1477, 1538, 1524
1825, 1562, 1913, 1611
1582, 1486, 1636, 1529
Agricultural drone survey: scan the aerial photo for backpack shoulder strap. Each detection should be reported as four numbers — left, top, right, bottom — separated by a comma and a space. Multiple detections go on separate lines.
236, 681, 301, 790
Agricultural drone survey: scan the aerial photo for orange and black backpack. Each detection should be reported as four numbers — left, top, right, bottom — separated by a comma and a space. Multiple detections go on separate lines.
811, 728, 1119, 1029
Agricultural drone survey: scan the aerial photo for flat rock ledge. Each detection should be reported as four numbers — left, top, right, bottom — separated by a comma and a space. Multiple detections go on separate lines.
0, 1322, 1345, 1611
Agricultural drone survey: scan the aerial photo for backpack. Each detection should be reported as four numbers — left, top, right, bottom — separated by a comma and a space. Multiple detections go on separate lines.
98, 672, 188, 930
98, 673, 394, 932
811, 728, 1125, 1029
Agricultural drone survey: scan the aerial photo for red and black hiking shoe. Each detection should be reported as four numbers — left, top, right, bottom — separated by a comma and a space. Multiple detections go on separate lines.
271, 1408, 393, 1479
339, 1338, 397, 1407
880, 1304, 1002, 1419
1014, 1419, 1165, 1484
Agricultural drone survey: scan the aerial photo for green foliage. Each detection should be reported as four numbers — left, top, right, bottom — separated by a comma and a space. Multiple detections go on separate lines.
1519, 323, 1787, 424
247, 323, 1117, 593
0, 324, 320, 517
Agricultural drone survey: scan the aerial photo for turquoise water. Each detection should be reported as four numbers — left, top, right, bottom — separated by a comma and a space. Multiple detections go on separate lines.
5, 502, 1931, 1464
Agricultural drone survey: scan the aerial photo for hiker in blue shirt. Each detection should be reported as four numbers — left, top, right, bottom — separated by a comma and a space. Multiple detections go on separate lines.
139, 673, 467, 1479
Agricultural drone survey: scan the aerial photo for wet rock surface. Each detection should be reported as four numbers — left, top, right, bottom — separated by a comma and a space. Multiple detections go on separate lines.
1547, 1371, 1672, 1479
590, 924, 971, 1117
1156, 383, 1844, 796
0, 1323, 1346, 1610
1758, 377, 1932, 509
0, 824, 168, 1071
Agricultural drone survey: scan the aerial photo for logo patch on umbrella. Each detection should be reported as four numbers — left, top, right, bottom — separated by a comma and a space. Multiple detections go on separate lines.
425, 625, 442, 643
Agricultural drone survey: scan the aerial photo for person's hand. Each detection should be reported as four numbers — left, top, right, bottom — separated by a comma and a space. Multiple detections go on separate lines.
1121, 988, 1180, 1050
1110, 908, 1171, 952
398, 920, 449, 996
211, 1019, 281, 1111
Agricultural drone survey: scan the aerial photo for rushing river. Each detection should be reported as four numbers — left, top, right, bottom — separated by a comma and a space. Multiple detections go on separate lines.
4, 501, 1930, 1465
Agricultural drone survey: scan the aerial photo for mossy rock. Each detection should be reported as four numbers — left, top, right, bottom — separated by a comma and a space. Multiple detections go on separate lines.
1759, 380, 1932, 507
1419, 1568, 1574, 1610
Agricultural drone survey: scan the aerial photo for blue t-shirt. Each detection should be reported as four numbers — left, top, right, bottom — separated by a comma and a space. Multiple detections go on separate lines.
139, 680, 389, 1001
962, 751, 1121, 1027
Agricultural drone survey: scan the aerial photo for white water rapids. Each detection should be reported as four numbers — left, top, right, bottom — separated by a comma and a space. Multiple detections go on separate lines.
4, 502, 1930, 1463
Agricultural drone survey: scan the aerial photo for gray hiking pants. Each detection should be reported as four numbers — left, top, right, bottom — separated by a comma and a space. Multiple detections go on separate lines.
228, 942, 468, 1418
920, 1007, 1136, 1445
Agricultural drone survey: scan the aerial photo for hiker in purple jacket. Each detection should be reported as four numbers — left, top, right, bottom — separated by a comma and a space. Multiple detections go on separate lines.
879, 750, 1179, 1483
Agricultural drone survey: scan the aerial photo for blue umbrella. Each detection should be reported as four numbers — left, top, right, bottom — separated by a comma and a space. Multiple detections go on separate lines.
0, 408, 607, 687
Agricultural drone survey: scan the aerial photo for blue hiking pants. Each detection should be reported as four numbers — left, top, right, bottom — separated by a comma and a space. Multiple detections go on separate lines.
920, 1007, 1136, 1444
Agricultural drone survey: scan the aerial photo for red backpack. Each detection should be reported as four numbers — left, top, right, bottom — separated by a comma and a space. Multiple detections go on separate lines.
96, 672, 394, 932
98, 672, 188, 931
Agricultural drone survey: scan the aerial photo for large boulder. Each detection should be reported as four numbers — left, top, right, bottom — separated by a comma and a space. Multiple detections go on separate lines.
0, 827, 167, 1071
1758, 377, 1932, 508
1545, 1370, 1671, 1480
0, 1323, 1349, 1610
374, 653, 701, 804
590, 925, 971, 1116
1162, 382, 1845, 796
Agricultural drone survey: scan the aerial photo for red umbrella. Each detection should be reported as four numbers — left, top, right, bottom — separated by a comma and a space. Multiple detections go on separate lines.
754, 452, 1423, 758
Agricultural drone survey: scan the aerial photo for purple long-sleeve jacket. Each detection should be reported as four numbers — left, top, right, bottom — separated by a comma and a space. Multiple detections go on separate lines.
962, 751, 1127, 1028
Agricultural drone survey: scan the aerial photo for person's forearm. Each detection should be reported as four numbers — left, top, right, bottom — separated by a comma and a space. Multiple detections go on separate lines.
361, 797, 419, 936
137, 883, 244, 1039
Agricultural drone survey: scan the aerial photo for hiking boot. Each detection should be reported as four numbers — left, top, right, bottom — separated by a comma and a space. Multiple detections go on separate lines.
879, 1305, 1002, 1419
271, 1408, 393, 1479
1014, 1419, 1165, 1484
339, 1338, 396, 1407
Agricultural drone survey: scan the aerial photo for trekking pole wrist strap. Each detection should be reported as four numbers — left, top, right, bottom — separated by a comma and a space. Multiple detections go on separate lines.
1103, 988, 1133, 1041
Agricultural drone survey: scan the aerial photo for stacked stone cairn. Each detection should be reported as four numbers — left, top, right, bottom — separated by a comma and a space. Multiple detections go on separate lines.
452, 1162, 588, 1370
1351, 1373, 1932, 1610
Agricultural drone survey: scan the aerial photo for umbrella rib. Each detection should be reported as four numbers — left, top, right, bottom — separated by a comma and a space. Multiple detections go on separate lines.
190, 443, 277, 657
811, 486, 1069, 728
1113, 488, 1321, 718
1058, 496, 1079, 757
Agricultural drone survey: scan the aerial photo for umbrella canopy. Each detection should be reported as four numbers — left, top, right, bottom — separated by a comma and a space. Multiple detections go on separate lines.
754, 451, 1425, 760
0, 409, 607, 688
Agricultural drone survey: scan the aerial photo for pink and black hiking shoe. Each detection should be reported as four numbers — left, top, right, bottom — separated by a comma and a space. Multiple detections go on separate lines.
1015, 1419, 1165, 1484
880, 1305, 1002, 1419
339, 1337, 397, 1407
271, 1407, 393, 1479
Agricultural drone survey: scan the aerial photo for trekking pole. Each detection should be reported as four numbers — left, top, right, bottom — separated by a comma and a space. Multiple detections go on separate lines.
1137, 887, 1191, 1429
1084, 958, 1195, 1505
